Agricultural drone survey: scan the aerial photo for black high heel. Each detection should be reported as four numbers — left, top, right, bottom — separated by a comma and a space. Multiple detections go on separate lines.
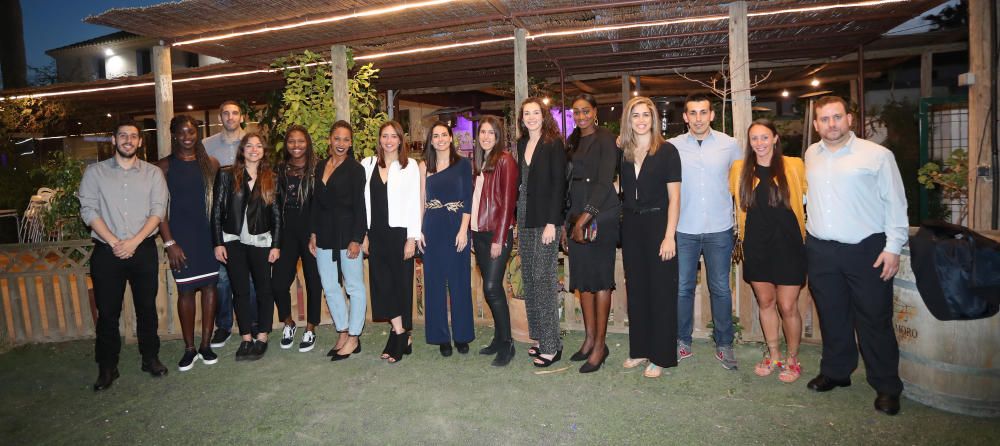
579, 344, 609, 374
331, 335, 361, 362
388, 331, 407, 364
570, 347, 593, 362
381, 331, 396, 360
532, 349, 562, 368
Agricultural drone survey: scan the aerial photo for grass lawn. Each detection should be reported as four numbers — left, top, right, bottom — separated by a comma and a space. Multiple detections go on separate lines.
1, 325, 996, 445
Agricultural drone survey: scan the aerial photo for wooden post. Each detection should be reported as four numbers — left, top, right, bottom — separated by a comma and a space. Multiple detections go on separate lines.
203, 110, 211, 138
920, 52, 934, 98
968, 0, 995, 230
331, 45, 350, 124
152, 44, 173, 159
559, 68, 566, 136
387, 89, 396, 120
621, 73, 630, 110
728, 1, 751, 145
857, 45, 866, 139
514, 28, 528, 139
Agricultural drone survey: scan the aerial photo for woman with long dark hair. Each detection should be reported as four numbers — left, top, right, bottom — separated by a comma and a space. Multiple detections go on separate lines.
309, 121, 367, 360
421, 121, 474, 357
619, 96, 682, 379
516, 97, 567, 368
471, 115, 518, 366
212, 132, 282, 361
157, 115, 220, 371
729, 119, 807, 383
361, 120, 422, 363
564, 94, 620, 373
272, 125, 323, 352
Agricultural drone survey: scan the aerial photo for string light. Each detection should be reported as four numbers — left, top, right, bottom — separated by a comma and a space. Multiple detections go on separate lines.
781, 90, 790, 97
2, 0, 914, 100
811, 78, 821, 87
173, 0, 455, 46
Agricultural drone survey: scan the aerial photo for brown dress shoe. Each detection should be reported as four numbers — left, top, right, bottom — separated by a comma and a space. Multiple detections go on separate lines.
141, 358, 168, 377
93, 367, 120, 392
874, 393, 901, 415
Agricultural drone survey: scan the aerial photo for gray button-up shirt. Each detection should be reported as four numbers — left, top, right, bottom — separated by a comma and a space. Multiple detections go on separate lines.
805, 132, 909, 254
78, 157, 168, 243
203, 129, 245, 168
667, 129, 741, 234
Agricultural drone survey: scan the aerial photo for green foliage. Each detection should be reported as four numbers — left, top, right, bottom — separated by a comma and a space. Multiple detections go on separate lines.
869, 98, 920, 224
270, 50, 387, 159
918, 148, 969, 222
35, 152, 88, 240
0, 98, 67, 138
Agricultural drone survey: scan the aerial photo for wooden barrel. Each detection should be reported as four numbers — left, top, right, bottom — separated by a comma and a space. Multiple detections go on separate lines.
894, 248, 1000, 417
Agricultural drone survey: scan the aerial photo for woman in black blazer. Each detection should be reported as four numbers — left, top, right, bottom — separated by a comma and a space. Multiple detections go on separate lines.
515, 97, 567, 367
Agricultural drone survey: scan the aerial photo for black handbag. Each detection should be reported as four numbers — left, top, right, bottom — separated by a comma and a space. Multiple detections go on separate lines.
909, 221, 1000, 320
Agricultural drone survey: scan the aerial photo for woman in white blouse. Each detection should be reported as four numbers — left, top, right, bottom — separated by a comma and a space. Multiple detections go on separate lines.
360, 120, 423, 363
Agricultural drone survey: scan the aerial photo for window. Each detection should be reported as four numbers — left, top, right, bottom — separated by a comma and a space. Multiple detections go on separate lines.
136, 49, 152, 75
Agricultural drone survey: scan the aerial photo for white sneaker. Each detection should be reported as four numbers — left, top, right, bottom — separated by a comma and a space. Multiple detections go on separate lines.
298, 331, 316, 352
280, 324, 297, 349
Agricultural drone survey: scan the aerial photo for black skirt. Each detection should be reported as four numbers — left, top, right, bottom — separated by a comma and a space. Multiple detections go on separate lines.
742, 168, 806, 286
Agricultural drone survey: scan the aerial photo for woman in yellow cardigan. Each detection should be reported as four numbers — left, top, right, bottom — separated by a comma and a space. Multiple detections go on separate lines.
729, 119, 807, 383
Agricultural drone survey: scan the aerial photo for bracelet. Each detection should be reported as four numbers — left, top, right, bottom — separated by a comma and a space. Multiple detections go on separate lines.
162, 240, 176, 248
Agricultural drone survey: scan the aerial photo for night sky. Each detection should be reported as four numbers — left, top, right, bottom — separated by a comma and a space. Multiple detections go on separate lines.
22, 0, 162, 78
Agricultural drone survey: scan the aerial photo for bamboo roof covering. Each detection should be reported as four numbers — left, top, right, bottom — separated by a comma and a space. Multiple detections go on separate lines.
82, 0, 944, 90
0, 0, 955, 112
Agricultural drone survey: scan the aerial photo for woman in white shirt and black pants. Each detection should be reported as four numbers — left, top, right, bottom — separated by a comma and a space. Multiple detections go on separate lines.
361, 120, 423, 363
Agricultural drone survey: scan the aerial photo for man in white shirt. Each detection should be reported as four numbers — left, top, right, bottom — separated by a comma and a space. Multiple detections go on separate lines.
202, 100, 253, 348
803, 96, 908, 416
667, 93, 742, 370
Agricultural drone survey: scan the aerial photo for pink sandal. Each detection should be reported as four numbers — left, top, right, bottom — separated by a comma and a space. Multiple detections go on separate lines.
754, 356, 781, 377
779, 357, 802, 383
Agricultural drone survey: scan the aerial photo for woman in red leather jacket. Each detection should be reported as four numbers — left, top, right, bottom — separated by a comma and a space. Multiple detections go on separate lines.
470, 115, 519, 366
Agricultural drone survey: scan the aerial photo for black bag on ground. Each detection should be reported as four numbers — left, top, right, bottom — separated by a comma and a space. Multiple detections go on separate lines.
909, 221, 1000, 321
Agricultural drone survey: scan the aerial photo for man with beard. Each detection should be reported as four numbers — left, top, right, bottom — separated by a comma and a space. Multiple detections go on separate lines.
803, 96, 908, 415
79, 121, 169, 391
203, 100, 251, 348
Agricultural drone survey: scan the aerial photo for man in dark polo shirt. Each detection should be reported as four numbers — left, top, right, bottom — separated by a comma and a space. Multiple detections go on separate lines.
79, 121, 169, 391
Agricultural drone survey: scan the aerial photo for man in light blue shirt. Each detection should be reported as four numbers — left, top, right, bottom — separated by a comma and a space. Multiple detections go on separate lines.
667, 93, 741, 370
803, 96, 908, 416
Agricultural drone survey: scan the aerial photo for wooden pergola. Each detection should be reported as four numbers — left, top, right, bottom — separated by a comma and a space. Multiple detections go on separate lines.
1, 0, 994, 229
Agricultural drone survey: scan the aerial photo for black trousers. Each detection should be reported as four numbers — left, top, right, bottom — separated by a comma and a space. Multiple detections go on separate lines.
368, 225, 414, 331
92, 237, 160, 368
272, 224, 323, 326
225, 241, 275, 336
622, 210, 678, 368
472, 229, 513, 343
807, 233, 903, 396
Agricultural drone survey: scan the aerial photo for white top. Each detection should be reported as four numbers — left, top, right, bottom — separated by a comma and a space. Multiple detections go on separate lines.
471, 172, 484, 231
666, 129, 741, 234
361, 156, 423, 239
804, 132, 909, 254
222, 210, 272, 248
202, 129, 245, 168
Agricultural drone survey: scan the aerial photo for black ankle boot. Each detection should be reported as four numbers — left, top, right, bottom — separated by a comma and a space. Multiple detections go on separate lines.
479, 338, 500, 355
491, 341, 515, 367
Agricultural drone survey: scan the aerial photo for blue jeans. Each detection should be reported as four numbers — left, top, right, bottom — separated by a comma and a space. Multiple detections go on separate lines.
215, 263, 257, 332
317, 247, 367, 336
677, 230, 734, 346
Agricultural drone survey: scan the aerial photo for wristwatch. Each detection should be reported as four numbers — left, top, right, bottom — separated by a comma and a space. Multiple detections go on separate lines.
163, 240, 177, 248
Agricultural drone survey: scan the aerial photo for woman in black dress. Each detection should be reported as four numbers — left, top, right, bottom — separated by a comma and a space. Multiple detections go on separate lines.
360, 121, 423, 363
564, 94, 620, 373
619, 96, 681, 379
157, 115, 220, 371
272, 125, 323, 352
729, 119, 807, 383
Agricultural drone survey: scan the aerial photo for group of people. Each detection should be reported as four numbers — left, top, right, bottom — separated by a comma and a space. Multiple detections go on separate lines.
80, 93, 908, 415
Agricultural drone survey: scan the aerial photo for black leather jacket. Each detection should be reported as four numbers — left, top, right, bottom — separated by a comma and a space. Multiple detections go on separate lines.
212, 166, 282, 248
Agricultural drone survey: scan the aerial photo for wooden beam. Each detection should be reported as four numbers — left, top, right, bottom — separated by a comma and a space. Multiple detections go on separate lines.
331, 45, 350, 124
152, 44, 173, 159
968, 0, 994, 230
729, 1, 751, 144
572, 80, 597, 94
514, 28, 528, 139
920, 52, 933, 98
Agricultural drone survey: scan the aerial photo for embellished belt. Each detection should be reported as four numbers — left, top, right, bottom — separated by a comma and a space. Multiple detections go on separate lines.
426, 200, 464, 212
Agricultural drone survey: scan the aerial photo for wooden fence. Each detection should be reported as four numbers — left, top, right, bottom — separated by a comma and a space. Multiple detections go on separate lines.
1, 238, 821, 347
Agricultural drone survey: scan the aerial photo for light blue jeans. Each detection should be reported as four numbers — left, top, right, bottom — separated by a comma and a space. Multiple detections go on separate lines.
677, 230, 735, 347
316, 247, 366, 336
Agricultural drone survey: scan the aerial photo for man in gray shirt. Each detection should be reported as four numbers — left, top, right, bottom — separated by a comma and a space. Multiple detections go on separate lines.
79, 121, 169, 391
202, 100, 252, 347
